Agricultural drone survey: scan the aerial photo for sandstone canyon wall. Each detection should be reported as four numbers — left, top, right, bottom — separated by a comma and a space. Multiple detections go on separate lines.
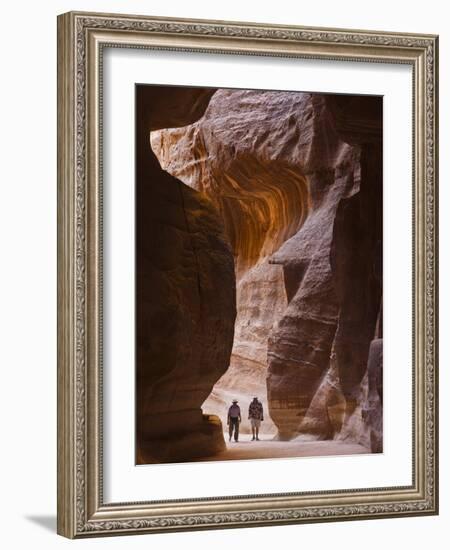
151, 89, 383, 449
136, 86, 236, 464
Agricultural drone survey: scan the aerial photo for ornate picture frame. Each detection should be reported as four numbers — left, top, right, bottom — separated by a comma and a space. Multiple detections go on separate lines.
57, 11, 438, 538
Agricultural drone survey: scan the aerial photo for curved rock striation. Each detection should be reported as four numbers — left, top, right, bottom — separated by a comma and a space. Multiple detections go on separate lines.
151, 95, 311, 278
151, 89, 383, 450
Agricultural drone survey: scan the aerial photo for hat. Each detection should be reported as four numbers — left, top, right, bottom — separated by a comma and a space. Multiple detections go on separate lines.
232, 399, 238, 403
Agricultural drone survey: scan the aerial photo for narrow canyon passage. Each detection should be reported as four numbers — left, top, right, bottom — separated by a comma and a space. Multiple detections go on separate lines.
151, 89, 312, 441
137, 85, 382, 464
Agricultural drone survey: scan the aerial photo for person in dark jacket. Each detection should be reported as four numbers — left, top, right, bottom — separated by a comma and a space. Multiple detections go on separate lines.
227, 399, 241, 442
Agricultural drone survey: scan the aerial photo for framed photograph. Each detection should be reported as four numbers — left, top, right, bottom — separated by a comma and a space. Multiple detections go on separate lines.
57, 11, 439, 538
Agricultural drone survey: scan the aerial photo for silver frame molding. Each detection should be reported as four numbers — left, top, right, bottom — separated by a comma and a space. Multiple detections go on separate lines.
57, 11, 439, 538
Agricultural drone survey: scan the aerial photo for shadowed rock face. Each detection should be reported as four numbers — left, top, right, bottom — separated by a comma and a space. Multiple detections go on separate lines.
323, 95, 383, 447
151, 89, 383, 451
136, 86, 236, 464
139, 86, 217, 133
366, 339, 383, 452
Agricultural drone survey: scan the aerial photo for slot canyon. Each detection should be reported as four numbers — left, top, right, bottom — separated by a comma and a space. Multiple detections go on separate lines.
136, 85, 383, 464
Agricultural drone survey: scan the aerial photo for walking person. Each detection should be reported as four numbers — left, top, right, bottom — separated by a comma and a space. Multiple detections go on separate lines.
227, 399, 241, 442
248, 396, 264, 441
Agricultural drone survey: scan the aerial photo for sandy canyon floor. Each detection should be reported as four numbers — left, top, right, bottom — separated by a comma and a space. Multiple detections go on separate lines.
197, 434, 370, 462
